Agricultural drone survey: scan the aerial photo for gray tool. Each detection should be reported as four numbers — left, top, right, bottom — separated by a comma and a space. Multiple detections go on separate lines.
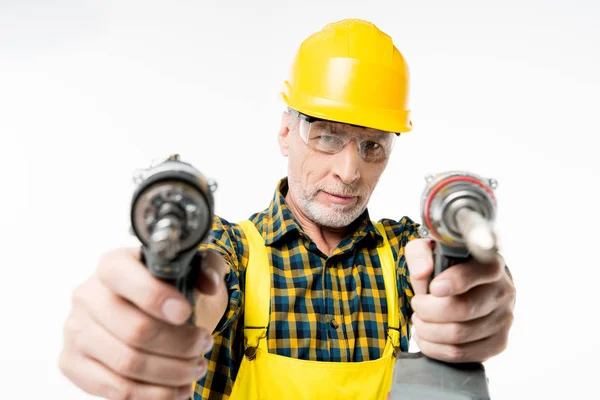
390, 171, 499, 400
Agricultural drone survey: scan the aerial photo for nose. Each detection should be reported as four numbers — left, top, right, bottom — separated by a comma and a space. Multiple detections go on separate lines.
331, 140, 361, 184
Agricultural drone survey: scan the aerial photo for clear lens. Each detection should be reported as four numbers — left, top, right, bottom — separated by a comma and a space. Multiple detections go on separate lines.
298, 117, 396, 162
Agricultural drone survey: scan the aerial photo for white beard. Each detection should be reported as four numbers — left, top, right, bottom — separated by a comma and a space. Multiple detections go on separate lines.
301, 199, 367, 228
288, 175, 368, 228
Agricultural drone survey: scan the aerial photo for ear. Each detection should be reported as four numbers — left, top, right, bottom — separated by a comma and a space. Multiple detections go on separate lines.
278, 111, 291, 157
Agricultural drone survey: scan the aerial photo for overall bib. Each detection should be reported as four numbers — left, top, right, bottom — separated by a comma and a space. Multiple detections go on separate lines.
228, 220, 401, 400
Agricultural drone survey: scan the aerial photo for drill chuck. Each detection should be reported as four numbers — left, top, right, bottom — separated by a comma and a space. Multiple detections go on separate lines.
419, 171, 498, 264
130, 154, 217, 279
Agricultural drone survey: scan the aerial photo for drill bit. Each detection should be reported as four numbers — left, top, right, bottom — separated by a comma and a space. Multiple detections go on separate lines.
455, 208, 498, 264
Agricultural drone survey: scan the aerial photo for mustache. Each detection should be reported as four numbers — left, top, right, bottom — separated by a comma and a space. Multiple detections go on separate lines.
310, 182, 366, 198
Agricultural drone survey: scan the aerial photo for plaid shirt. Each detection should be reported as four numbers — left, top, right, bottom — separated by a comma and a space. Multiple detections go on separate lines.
194, 178, 420, 399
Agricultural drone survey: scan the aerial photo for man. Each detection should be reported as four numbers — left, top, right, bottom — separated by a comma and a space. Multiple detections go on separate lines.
59, 19, 515, 399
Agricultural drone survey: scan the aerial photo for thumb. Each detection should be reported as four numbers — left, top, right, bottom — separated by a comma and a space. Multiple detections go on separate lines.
405, 238, 434, 295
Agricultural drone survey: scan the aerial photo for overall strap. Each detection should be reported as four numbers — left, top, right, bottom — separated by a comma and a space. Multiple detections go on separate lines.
374, 222, 400, 354
237, 220, 271, 358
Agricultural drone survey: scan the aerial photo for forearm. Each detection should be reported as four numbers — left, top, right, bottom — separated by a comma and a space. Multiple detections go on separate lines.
195, 281, 228, 333
194, 252, 230, 333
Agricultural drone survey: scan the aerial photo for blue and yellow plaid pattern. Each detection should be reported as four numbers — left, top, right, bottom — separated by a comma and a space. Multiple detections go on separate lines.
194, 178, 420, 399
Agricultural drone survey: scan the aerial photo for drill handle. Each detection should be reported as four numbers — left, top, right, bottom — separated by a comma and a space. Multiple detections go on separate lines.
427, 241, 472, 294
140, 247, 202, 325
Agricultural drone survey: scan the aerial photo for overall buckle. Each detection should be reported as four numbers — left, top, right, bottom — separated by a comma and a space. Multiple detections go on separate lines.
244, 346, 257, 360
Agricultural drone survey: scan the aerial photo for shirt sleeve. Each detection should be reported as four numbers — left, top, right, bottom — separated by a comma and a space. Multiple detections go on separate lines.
195, 216, 247, 399
381, 216, 421, 352
198, 215, 245, 334
396, 217, 421, 320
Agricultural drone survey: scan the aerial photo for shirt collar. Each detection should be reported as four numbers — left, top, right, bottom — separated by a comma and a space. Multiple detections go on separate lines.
262, 178, 303, 245
262, 177, 384, 248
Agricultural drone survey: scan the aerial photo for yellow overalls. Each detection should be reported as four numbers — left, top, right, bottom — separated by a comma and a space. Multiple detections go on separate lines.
227, 220, 401, 400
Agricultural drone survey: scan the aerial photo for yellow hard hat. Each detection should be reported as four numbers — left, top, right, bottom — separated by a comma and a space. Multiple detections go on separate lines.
281, 18, 412, 133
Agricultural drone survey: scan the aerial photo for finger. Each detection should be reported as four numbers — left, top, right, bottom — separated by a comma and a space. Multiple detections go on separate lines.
196, 250, 228, 295
59, 353, 195, 400
75, 312, 208, 386
429, 255, 504, 297
97, 248, 192, 325
411, 307, 514, 345
411, 282, 511, 323
75, 277, 213, 359
405, 238, 434, 295
413, 327, 510, 363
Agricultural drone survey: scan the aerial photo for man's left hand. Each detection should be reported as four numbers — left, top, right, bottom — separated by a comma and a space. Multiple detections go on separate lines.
405, 238, 516, 363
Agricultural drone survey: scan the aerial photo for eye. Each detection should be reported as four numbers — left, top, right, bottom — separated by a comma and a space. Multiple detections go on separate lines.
321, 135, 335, 142
362, 141, 387, 162
364, 141, 380, 150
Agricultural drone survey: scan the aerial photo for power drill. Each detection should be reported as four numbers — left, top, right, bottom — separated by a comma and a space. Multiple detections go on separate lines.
129, 154, 217, 325
390, 170, 499, 400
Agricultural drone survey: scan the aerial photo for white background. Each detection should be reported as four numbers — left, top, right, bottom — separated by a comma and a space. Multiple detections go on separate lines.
1, 0, 599, 398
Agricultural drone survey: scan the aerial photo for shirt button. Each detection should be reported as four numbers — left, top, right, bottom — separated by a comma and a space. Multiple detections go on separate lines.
330, 318, 339, 329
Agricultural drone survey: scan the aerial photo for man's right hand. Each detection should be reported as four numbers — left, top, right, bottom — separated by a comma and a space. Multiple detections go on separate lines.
58, 248, 229, 400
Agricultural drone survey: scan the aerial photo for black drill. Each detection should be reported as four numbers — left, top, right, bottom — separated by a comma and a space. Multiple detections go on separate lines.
129, 154, 217, 325
390, 170, 500, 400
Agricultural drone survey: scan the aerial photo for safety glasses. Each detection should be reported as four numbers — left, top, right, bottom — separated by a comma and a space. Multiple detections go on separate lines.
289, 109, 398, 162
